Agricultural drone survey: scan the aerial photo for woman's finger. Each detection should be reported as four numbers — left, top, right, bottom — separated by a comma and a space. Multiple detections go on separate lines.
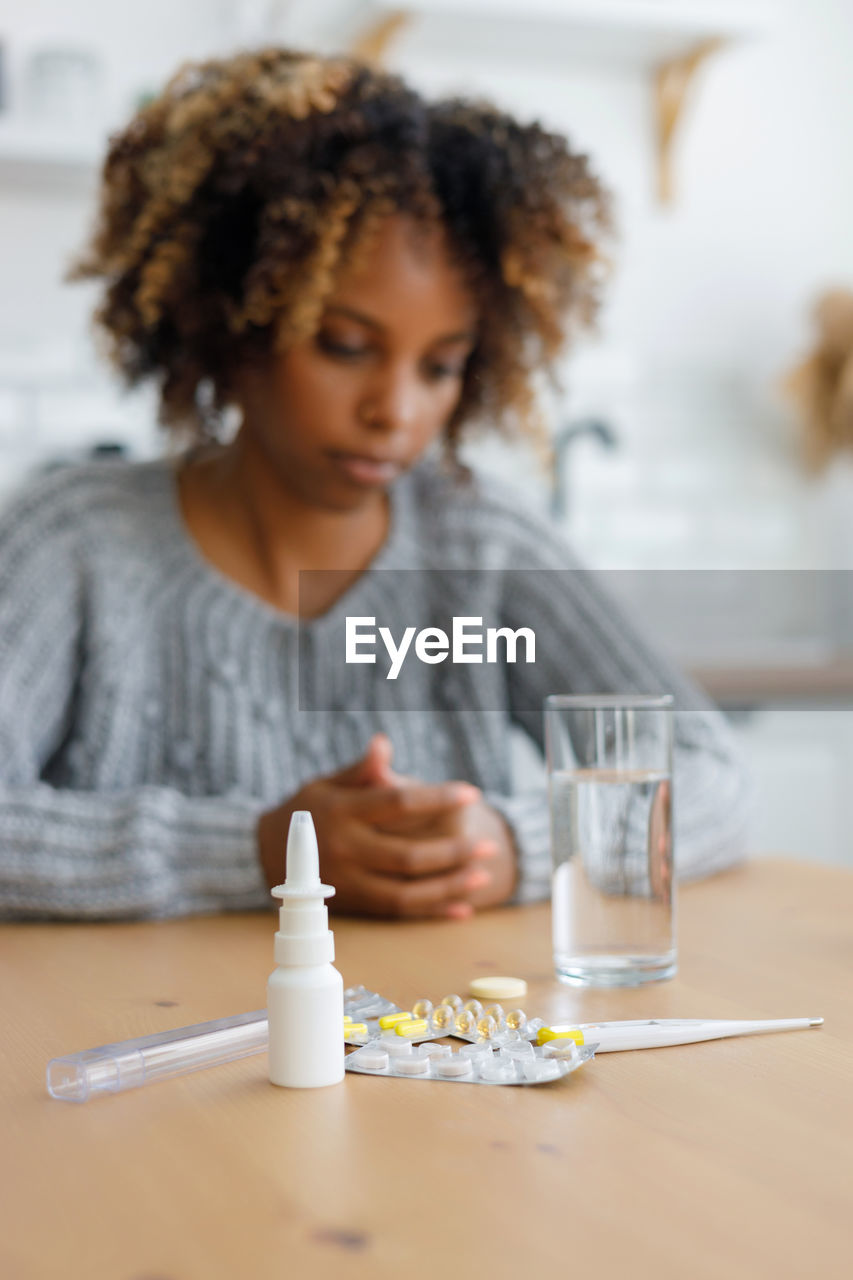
353, 862, 494, 919
350, 828, 497, 878
344, 781, 480, 824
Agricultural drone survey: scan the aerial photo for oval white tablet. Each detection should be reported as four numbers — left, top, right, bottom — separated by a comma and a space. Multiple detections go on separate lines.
467, 976, 528, 1001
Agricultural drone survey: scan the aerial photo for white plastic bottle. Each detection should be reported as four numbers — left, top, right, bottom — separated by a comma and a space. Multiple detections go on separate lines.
267, 811, 344, 1088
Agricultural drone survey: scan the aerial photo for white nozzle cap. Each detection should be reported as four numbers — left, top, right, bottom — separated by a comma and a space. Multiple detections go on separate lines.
271, 811, 335, 901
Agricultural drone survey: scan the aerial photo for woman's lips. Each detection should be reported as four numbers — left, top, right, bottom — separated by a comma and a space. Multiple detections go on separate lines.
330, 453, 402, 485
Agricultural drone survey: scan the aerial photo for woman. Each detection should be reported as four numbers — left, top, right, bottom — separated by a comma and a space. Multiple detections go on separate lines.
0, 49, 749, 920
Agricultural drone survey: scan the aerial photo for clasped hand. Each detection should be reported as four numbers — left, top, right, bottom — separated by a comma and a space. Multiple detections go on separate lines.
258, 734, 517, 919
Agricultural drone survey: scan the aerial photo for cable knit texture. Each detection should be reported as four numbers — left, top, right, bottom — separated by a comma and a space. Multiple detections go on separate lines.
0, 456, 750, 919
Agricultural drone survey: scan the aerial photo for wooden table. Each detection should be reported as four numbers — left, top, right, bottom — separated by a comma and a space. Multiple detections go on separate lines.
1, 858, 851, 1280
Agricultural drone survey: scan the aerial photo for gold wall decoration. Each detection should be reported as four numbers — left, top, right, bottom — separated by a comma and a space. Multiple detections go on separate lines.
350, 9, 412, 67
654, 38, 725, 205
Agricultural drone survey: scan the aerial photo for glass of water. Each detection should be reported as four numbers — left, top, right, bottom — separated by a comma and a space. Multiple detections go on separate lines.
545, 694, 676, 986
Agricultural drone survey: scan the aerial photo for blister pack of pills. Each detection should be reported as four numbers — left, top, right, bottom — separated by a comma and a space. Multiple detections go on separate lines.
341, 989, 596, 1086
405, 994, 546, 1046
343, 988, 554, 1046
342, 987, 593, 1056
342, 987, 480, 1046
345, 1036, 595, 1086
344, 985, 401, 1019
343, 986, 444, 1045
343, 985, 404, 1043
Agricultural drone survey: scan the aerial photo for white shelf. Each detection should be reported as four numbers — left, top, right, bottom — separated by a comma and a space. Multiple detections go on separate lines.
0, 3, 769, 187
0, 121, 104, 177
346, 0, 770, 201
353, 0, 768, 66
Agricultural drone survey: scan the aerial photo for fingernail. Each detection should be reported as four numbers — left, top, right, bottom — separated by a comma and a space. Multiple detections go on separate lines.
452, 784, 481, 804
464, 868, 491, 892
472, 840, 498, 860
446, 902, 474, 920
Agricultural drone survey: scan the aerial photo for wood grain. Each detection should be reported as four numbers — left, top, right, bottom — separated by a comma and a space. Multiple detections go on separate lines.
1, 858, 850, 1279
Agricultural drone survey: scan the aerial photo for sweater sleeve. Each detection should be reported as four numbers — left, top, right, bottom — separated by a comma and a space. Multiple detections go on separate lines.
0, 475, 268, 921
479, 499, 753, 905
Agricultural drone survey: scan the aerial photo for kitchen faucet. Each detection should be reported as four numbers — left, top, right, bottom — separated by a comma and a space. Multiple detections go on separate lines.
550, 417, 619, 519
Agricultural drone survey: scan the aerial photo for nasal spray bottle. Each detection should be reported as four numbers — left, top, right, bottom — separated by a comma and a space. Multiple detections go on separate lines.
267, 811, 344, 1088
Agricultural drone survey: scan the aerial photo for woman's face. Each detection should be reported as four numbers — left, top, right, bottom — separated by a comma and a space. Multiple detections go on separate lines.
235, 214, 478, 512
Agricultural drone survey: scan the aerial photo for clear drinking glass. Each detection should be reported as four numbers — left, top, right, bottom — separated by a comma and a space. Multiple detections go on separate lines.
545, 694, 676, 986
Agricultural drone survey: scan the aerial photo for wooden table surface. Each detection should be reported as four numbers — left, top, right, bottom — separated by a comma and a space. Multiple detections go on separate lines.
1, 857, 851, 1280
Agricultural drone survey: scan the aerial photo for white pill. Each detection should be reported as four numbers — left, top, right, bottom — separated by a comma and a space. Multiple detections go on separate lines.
352, 1047, 389, 1071
543, 1041, 580, 1063
503, 1040, 535, 1059
478, 1058, 517, 1083
395, 1056, 430, 1075
467, 976, 528, 1001
420, 1041, 452, 1059
382, 1038, 414, 1057
436, 1055, 474, 1078
492, 1030, 522, 1047
523, 1058, 562, 1082
459, 1040, 492, 1058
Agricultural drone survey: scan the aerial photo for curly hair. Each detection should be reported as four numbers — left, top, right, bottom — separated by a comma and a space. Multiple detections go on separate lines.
70, 47, 611, 453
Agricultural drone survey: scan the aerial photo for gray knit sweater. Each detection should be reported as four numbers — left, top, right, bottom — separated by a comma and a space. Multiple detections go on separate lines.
0, 456, 749, 919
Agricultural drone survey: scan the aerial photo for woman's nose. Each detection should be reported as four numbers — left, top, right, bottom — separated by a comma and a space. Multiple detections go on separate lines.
357, 368, 421, 432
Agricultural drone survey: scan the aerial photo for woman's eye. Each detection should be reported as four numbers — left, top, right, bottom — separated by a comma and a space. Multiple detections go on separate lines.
317, 335, 368, 359
425, 361, 467, 381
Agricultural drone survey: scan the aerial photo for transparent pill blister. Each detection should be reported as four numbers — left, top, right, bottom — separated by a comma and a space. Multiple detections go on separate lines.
344, 986, 401, 1021
406, 995, 548, 1050
342, 989, 477, 1047
345, 1036, 595, 1086
343, 986, 406, 1045
342, 990, 579, 1057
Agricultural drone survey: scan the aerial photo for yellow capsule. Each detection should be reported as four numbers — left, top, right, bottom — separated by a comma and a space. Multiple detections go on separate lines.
343, 1023, 368, 1039
396, 1018, 429, 1037
484, 1004, 504, 1024
454, 1009, 477, 1035
505, 1009, 527, 1031
476, 1015, 498, 1039
343, 1015, 353, 1024
537, 1026, 584, 1046
430, 1004, 455, 1031
439, 993, 463, 1011
378, 1011, 414, 1030
412, 998, 433, 1020
462, 999, 483, 1018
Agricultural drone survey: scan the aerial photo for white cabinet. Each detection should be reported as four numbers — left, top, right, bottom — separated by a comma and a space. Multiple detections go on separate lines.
730, 709, 853, 868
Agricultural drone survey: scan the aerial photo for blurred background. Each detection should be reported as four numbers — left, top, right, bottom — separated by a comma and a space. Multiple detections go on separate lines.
2, 0, 853, 865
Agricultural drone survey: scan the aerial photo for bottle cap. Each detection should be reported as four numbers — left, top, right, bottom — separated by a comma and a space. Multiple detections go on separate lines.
271, 810, 335, 901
